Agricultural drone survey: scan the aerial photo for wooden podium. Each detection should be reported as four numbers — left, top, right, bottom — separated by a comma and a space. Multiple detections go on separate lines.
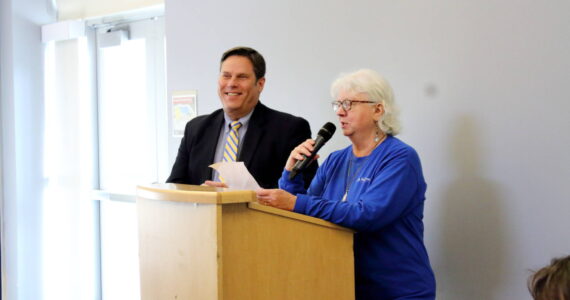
136, 183, 354, 300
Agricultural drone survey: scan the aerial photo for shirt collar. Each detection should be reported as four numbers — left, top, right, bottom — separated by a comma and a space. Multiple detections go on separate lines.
223, 109, 254, 132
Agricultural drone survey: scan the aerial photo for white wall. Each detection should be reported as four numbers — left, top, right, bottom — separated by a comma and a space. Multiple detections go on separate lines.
165, 1, 570, 299
1, 0, 55, 298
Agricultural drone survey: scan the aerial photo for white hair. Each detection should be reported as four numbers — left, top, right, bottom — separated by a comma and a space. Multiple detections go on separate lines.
331, 69, 401, 135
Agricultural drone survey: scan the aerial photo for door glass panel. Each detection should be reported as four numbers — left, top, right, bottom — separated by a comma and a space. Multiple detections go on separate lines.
96, 17, 165, 300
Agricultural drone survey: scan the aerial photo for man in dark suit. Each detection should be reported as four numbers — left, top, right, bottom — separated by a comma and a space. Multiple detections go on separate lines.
167, 46, 316, 188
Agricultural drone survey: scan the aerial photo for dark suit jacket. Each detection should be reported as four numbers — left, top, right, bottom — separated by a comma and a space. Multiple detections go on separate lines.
166, 102, 317, 188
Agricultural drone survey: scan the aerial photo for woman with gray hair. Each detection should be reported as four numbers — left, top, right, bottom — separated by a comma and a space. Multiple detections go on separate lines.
256, 69, 436, 299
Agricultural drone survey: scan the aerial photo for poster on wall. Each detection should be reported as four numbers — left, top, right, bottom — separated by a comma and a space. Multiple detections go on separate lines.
172, 90, 197, 137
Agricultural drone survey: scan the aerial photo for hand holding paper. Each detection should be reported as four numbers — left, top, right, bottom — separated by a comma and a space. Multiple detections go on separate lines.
209, 162, 261, 190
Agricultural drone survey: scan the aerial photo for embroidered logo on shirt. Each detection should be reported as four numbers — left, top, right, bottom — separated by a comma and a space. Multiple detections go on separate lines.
356, 177, 371, 183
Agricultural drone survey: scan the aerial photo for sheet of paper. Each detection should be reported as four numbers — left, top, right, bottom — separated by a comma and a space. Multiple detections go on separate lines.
209, 161, 261, 190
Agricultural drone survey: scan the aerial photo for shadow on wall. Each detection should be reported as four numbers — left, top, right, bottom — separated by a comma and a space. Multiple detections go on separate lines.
437, 116, 508, 300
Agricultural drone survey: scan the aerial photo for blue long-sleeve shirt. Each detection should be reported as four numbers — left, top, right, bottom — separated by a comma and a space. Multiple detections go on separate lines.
279, 136, 436, 300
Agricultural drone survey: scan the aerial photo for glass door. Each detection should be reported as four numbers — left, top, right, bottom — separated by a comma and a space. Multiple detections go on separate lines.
95, 16, 167, 300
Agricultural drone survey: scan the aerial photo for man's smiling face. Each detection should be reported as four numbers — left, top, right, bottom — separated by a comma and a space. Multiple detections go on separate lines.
218, 55, 265, 120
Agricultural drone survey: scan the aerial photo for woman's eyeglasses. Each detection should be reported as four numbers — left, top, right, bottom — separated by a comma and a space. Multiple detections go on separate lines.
331, 99, 376, 112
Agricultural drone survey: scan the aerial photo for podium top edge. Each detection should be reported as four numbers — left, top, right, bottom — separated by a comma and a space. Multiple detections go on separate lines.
247, 202, 355, 233
136, 183, 255, 204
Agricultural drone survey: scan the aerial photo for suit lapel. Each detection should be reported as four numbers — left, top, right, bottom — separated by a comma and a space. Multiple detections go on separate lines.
197, 112, 224, 181
239, 103, 267, 168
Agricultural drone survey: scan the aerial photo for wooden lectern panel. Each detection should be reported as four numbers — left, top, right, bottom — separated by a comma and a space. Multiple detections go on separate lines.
221, 203, 354, 300
137, 184, 354, 300
137, 198, 221, 299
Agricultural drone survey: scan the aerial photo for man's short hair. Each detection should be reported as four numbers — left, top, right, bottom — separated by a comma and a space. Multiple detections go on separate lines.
221, 46, 266, 80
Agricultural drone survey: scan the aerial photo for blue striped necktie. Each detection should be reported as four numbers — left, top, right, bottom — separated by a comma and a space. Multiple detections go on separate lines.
223, 121, 242, 162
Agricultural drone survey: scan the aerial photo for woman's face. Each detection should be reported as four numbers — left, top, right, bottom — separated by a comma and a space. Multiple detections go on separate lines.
334, 90, 383, 139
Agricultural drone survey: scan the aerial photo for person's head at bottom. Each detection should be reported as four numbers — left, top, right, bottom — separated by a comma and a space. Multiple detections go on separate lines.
528, 255, 570, 300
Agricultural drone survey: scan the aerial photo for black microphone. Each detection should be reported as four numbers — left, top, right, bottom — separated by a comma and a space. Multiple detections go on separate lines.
289, 122, 336, 180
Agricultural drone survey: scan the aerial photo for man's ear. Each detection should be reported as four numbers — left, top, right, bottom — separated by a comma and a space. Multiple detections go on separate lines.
257, 77, 266, 92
